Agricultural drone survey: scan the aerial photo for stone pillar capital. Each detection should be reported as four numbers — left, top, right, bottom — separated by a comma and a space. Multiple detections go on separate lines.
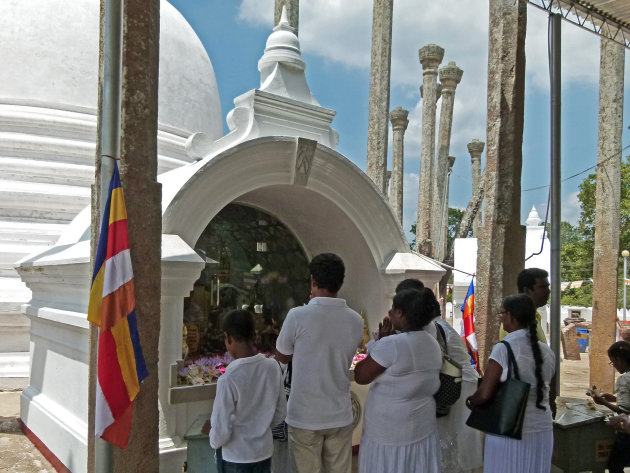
389, 106, 409, 131
467, 139, 485, 159
448, 155, 456, 170
439, 61, 463, 92
419, 43, 445, 72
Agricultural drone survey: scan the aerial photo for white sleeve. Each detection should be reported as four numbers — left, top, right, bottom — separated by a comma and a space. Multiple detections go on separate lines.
369, 336, 396, 369
275, 311, 296, 356
488, 342, 509, 382
209, 375, 236, 449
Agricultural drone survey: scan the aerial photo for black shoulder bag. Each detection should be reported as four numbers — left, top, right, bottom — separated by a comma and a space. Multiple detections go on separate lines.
433, 322, 463, 417
465, 340, 530, 439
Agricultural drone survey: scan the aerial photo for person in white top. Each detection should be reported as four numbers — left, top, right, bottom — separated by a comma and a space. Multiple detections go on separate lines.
467, 294, 556, 473
275, 253, 364, 473
209, 309, 286, 473
591, 341, 630, 473
354, 287, 443, 473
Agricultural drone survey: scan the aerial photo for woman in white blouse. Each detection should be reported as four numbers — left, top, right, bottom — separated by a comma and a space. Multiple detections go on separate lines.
354, 288, 442, 473
467, 294, 556, 473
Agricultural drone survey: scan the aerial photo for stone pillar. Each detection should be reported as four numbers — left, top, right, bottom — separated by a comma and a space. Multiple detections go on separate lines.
113, 0, 162, 470
431, 62, 463, 256
366, 0, 394, 194
438, 155, 456, 261
590, 38, 625, 393
274, 0, 298, 34
476, 0, 527, 368
415, 44, 444, 256
467, 139, 485, 237
388, 106, 409, 224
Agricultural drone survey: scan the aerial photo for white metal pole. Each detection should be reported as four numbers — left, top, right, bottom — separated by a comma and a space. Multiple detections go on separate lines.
94, 0, 123, 471
550, 13, 562, 395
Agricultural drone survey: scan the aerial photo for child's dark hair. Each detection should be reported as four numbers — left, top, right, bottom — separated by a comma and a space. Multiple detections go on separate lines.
392, 288, 440, 331
608, 341, 630, 366
503, 294, 546, 411
222, 309, 255, 341
310, 253, 345, 293
395, 278, 424, 293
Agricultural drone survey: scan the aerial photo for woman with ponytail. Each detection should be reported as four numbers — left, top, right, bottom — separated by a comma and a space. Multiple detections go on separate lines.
467, 294, 556, 473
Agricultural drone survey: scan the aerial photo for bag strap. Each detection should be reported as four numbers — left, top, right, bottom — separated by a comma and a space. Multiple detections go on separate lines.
500, 340, 521, 380
435, 321, 448, 355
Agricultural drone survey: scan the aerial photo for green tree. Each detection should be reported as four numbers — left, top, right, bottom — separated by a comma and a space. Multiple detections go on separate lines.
409, 207, 471, 253
559, 156, 630, 307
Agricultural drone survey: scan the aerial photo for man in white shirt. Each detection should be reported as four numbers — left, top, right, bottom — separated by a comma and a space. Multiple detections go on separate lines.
275, 253, 364, 473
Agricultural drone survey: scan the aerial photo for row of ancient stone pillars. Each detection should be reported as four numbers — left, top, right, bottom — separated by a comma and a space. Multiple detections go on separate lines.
364, 1, 486, 263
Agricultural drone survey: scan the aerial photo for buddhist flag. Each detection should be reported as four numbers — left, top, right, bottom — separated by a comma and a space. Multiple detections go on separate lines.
461, 278, 479, 371
87, 162, 148, 449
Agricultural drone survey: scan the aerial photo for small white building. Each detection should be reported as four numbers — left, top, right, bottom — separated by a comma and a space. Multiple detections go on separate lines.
451, 206, 551, 331
14, 5, 445, 472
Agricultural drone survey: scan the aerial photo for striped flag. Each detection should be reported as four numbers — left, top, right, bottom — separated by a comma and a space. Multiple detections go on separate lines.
460, 278, 479, 371
87, 162, 148, 449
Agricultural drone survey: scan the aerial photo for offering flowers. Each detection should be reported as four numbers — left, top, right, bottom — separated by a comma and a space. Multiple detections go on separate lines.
178, 351, 276, 386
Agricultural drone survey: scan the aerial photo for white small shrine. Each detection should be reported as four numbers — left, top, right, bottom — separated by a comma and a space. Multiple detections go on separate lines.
14, 5, 445, 472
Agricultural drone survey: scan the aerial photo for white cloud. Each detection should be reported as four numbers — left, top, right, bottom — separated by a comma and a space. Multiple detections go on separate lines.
562, 191, 581, 225
236, 0, 628, 218
402, 171, 419, 239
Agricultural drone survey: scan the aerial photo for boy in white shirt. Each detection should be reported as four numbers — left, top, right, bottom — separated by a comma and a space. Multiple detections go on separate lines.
210, 309, 287, 473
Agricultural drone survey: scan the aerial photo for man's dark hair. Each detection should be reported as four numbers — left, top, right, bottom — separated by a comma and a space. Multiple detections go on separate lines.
310, 253, 345, 293
222, 309, 255, 342
395, 278, 424, 294
517, 268, 549, 292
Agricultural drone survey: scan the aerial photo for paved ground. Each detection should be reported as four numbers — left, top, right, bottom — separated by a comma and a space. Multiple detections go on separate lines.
0, 354, 615, 473
0, 390, 56, 473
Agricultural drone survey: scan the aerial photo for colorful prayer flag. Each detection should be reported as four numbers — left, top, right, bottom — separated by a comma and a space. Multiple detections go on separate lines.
87, 162, 148, 449
460, 278, 479, 371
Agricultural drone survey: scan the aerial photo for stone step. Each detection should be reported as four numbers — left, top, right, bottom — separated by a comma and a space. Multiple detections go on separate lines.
0, 353, 30, 378
0, 179, 89, 223
0, 157, 93, 187
0, 220, 66, 246
0, 277, 31, 306
0, 132, 94, 166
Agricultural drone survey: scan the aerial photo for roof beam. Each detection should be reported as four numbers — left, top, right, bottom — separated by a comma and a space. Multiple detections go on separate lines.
527, 0, 630, 48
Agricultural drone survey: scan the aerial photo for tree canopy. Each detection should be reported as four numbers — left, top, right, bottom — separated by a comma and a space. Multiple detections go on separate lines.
559, 156, 630, 307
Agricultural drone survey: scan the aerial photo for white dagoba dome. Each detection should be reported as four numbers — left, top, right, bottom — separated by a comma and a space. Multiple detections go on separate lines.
1, 0, 222, 137
0, 0, 222, 380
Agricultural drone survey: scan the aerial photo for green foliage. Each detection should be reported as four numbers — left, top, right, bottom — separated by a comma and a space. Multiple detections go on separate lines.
559, 157, 630, 307
409, 208, 471, 254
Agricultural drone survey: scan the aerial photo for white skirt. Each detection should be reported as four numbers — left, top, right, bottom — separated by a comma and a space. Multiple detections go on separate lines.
483, 430, 554, 473
358, 430, 441, 473
437, 380, 484, 472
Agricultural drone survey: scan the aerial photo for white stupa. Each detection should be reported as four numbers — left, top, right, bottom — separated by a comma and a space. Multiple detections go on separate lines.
15, 7, 446, 472
0, 0, 222, 379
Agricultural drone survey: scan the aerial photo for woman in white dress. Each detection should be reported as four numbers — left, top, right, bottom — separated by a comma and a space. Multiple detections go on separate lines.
467, 294, 556, 473
354, 287, 442, 473
397, 278, 484, 473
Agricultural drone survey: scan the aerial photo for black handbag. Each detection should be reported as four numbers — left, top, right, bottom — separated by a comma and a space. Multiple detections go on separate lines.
465, 340, 530, 439
433, 322, 463, 417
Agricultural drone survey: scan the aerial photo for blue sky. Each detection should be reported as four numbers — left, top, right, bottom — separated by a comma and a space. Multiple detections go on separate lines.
170, 0, 630, 239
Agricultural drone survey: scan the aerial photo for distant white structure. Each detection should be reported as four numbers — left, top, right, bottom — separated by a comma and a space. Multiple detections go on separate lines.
452, 206, 551, 331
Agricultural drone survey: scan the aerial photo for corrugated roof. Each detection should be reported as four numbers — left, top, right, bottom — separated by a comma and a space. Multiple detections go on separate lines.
527, 0, 630, 48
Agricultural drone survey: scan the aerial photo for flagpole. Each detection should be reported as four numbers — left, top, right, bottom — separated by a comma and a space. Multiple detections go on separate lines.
93, 0, 123, 471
